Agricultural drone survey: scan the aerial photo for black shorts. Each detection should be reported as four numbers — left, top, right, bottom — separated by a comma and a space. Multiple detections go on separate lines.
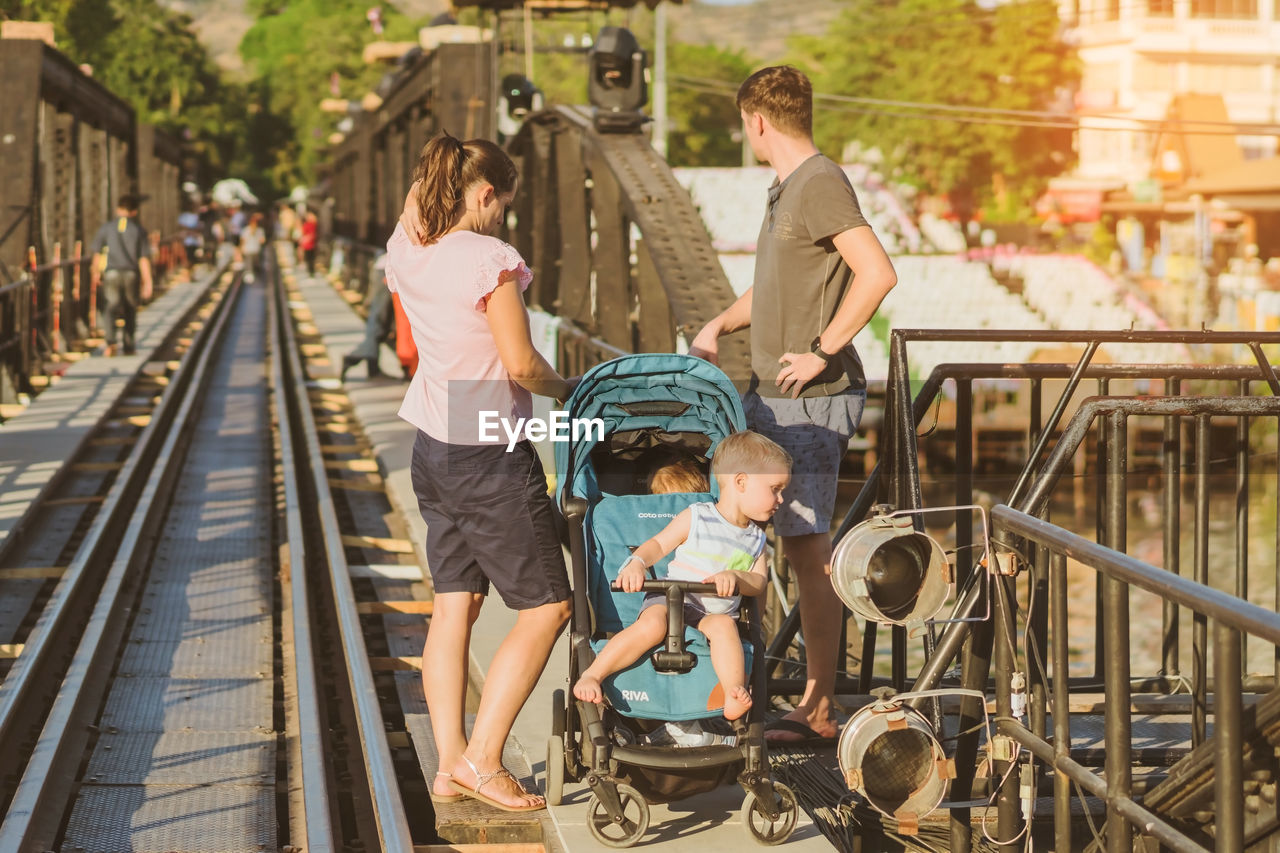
410, 432, 570, 610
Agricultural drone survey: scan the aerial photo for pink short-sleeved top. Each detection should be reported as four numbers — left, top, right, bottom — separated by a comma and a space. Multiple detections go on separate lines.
385, 223, 533, 444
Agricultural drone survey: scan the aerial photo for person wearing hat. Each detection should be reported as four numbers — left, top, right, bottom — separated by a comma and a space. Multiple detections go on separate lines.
89, 194, 153, 356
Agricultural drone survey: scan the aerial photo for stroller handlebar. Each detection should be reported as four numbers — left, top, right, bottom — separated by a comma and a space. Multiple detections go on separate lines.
611, 579, 719, 594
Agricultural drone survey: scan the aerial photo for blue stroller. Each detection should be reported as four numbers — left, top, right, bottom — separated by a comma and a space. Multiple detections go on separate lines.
548, 353, 800, 847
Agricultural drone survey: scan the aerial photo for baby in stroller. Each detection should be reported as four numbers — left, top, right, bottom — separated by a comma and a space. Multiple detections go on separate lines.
572, 431, 791, 725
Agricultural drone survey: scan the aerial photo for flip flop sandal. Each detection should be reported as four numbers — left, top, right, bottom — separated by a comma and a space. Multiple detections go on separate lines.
448, 756, 545, 813
764, 718, 838, 745
430, 771, 465, 804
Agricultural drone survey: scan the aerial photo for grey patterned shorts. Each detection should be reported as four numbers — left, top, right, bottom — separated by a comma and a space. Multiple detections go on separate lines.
742, 389, 866, 537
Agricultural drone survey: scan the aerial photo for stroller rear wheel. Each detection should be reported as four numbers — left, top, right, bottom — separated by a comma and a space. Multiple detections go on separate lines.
741, 781, 799, 845
587, 782, 649, 848
545, 734, 566, 806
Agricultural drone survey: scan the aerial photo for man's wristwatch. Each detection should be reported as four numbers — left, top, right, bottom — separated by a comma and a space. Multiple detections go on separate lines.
810, 337, 835, 362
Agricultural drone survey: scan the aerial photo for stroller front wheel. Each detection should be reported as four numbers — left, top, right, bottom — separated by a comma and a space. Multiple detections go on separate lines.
742, 781, 799, 845
586, 782, 649, 848
545, 734, 566, 806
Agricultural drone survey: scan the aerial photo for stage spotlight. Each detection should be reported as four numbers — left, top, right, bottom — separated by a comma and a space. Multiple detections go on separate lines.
830, 508, 950, 627
498, 74, 543, 140
588, 26, 648, 133
838, 692, 955, 835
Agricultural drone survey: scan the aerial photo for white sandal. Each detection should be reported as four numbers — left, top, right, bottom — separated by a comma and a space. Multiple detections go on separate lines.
430, 770, 465, 804
447, 755, 545, 812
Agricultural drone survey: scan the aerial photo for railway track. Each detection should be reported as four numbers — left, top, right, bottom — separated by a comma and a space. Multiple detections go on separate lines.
0, 246, 556, 852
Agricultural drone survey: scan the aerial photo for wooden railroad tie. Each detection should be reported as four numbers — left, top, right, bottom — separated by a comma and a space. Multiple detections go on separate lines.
342, 534, 413, 553
357, 601, 434, 615
0, 567, 66, 579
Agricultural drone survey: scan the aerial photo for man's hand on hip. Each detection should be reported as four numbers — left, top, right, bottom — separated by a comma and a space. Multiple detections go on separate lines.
775, 352, 827, 398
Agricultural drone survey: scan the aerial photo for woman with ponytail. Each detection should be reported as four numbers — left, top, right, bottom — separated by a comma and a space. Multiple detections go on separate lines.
386, 132, 572, 812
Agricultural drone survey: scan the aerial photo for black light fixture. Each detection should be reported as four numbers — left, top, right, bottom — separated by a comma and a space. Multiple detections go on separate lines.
588, 26, 648, 133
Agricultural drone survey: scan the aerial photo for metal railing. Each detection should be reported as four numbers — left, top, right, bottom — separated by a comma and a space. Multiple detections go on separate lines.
827, 328, 1280, 850
989, 503, 1280, 851
0, 234, 189, 405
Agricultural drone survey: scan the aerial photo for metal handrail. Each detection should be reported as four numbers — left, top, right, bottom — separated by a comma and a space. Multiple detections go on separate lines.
991, 504, 1270, 852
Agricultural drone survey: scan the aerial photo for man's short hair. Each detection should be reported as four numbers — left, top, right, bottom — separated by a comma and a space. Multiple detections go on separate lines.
711, 430, 793, 480
736, 65, 813, 139
117, 194, 140, 212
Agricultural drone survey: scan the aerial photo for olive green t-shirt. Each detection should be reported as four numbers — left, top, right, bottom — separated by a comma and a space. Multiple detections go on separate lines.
750, 154, 870, 398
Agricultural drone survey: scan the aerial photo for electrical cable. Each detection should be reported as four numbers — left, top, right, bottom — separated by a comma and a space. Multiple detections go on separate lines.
670, 75, 1280, 136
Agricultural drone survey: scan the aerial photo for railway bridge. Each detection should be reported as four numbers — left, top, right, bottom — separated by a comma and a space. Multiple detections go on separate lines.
2, 10, 1280, 853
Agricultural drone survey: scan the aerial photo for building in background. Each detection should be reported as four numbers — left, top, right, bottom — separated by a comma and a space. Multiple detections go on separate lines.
1064, 0, 1279, 184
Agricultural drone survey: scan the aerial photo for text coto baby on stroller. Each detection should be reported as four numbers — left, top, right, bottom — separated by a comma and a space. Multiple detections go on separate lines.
549, 353, 802, 847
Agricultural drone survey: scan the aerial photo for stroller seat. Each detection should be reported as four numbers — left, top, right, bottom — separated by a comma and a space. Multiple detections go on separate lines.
586, 493, 754, 721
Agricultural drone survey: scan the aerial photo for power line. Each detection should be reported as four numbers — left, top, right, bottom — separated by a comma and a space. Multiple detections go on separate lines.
673, 76, 1280, 137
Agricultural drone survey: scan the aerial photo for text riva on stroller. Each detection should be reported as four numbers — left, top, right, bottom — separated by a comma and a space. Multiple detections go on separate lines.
477, 410, 607, 451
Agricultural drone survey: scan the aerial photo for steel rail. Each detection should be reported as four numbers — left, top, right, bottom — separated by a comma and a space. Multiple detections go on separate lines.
548, 105, 750, 374
1020, 395, 1280, 518
277, 269, 415, 848
0, 272, 245, 850
269, 256, 337, 852
0, 266, 228, 752
992, 505, 1280, 647
998, 720, 1210, 853
891, 328, 1280, 345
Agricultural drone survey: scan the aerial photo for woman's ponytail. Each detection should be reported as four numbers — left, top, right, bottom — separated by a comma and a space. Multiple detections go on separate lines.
413, 132, 468, 244
411, 132, 519, 244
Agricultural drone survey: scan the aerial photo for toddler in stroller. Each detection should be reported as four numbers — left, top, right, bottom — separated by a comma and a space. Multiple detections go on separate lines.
572, 430, 789, 726
549, 353, 802, 847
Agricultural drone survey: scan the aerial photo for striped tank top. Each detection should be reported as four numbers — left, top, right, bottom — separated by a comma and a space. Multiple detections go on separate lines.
667, 502, 766, 616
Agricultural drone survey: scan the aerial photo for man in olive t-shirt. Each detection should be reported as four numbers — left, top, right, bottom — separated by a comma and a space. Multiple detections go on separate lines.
690, 66, 898, 745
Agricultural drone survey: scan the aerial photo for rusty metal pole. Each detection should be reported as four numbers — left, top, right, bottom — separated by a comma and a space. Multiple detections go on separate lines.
50, 242, 62, 353
1162, 376, 1181, 679
1214, 620, 1243, 853
1192, 414, 1210, 747
1103, 410, 1132, 853
1050, 551, 1072, 853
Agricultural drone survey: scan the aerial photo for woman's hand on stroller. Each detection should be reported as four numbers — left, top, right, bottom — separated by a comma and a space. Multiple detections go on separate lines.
554, 375, 582, 408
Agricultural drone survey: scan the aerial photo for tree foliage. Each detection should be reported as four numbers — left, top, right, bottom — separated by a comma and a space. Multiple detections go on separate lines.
1, 0, 254, 191
666, 42, 753, 167
239, 0, 423, 191
787, 0, 1079, 214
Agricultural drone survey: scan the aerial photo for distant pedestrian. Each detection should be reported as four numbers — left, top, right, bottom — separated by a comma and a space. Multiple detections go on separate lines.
298, 211, 319, 276
90, 194, 153, 357
240, 213, 265, 283
341, 256, 394, 381
177, 208, 202, 266
690, 65, 898, 745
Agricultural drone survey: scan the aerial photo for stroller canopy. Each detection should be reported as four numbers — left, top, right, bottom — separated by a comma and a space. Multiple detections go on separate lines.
555, 353, 745, 506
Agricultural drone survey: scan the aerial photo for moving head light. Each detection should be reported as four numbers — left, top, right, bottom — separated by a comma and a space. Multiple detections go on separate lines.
588, 27, 648, 134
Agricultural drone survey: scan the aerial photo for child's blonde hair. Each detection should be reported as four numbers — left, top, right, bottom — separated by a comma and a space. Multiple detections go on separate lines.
710, 431, 792, 481
648, 453, 710, 494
